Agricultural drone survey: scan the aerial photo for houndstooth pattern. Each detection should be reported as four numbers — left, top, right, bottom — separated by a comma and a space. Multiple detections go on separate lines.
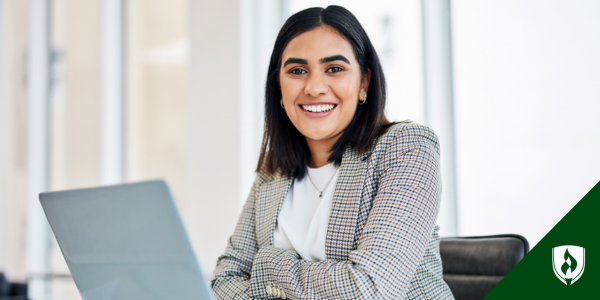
212, 122, 455, 300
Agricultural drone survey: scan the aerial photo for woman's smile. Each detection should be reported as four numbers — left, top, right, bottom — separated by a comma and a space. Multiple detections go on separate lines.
299, 102, 338, 117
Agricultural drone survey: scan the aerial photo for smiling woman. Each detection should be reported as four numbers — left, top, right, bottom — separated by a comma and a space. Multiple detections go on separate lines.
257, 7, 394, 181
212, 5, 454, 300
279, 26, 369, 170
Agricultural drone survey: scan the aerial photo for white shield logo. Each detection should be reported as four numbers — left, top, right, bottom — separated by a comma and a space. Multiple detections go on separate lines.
552, 245, 585, 285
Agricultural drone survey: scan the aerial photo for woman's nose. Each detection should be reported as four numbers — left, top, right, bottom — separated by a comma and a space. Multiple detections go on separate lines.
304, 73, 328, 98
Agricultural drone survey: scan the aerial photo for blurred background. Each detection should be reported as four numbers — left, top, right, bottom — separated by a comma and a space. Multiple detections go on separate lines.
0, 0, 598, 299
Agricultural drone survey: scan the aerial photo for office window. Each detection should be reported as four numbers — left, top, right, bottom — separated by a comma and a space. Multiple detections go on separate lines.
0, 0, 30, 283
47, 0, 103, 297
452, 0, 600, 246
125, 0, 189, 213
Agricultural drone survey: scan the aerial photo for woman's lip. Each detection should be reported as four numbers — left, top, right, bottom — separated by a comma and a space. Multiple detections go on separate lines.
299, 104, 337, 118
298, 101, 337, 105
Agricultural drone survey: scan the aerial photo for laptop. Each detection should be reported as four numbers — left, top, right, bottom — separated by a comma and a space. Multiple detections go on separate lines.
39, 180, 217, 300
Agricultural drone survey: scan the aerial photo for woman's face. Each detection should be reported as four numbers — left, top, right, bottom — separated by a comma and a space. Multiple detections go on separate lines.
279, 26, 370, 145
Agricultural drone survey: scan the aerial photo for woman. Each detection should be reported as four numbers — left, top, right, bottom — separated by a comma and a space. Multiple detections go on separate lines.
212, 5, 454, 300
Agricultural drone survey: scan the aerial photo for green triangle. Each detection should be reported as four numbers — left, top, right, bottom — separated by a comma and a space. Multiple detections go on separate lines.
483, 181, 600, 298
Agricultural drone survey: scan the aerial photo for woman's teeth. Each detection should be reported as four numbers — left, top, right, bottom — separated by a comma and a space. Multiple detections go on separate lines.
301, 104, 335, 113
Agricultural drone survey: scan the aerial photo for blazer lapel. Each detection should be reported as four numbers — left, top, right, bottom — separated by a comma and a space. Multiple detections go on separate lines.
326, 147, 370, 260
255, 174, 293, 248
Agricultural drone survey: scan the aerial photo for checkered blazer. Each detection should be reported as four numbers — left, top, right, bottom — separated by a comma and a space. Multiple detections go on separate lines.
212, 122, 455, 300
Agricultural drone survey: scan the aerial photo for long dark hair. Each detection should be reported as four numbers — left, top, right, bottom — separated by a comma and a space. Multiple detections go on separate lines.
256, 5, 394, 179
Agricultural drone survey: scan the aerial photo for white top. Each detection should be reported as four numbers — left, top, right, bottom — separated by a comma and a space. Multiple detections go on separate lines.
273, 162, 340, 262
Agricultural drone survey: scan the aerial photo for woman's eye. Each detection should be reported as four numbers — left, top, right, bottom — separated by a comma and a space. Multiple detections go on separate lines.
326, 66, 344, 73
289, 68, 307, 75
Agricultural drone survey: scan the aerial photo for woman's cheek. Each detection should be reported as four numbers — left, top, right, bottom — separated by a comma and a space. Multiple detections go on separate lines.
281, 78, 303, 102
330, 76, 358, 102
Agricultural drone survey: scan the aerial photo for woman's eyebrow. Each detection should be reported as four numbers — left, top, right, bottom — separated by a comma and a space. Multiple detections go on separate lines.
283, 58, 308, 67
320, 55, 350, 64
283, 55, 351, 67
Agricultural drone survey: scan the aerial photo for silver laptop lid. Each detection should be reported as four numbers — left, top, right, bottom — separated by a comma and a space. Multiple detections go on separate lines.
39, 180, 216, 300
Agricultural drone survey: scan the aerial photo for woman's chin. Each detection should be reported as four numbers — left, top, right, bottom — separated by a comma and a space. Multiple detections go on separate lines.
301, 128, 342, 142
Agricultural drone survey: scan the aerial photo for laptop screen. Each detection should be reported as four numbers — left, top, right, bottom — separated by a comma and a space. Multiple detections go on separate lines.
40, 180, 215, 300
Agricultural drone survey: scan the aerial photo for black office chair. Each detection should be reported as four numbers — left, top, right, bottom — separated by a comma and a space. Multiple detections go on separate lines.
440, 234, 529, 300
0, 273, 28, 300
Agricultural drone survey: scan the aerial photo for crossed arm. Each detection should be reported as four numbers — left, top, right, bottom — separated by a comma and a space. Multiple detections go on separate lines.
211, 125, 441, 300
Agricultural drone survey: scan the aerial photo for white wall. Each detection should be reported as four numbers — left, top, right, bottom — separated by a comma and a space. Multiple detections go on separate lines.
239, 0, 284, 207
187, 0, 242, 277
452, 0, 600, 246
187, 0, 281, 277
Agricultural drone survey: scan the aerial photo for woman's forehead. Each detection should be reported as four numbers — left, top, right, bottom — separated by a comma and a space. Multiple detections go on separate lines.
281, 26, 356, 63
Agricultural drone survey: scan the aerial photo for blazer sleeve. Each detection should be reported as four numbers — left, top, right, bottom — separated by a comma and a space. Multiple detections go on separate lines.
211, 179, 260, 299
249, 124, 442, 300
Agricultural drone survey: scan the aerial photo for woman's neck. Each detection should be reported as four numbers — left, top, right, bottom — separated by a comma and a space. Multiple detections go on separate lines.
306, 135, 340, 168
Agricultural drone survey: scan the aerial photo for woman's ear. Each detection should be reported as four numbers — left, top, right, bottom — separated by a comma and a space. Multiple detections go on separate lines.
360, 69, 372, 96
